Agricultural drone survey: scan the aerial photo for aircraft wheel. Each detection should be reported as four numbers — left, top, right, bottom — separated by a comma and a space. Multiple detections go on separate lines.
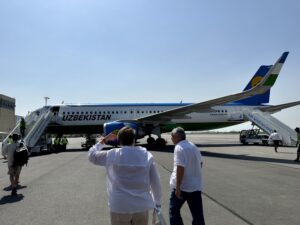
155, 138, 166, 148
147, 137, 155, 145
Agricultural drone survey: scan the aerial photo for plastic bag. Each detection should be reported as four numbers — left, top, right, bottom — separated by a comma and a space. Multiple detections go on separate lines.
152, 207, 167, 225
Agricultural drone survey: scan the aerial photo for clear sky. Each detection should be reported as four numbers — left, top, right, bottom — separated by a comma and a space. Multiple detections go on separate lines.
1, 0, 299, 131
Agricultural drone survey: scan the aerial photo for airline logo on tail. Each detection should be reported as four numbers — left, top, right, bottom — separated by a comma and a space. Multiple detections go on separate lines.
235, 52, 289, 105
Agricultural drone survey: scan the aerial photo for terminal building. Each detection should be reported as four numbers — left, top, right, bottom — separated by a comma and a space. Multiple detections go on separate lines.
0, 94, 16, 133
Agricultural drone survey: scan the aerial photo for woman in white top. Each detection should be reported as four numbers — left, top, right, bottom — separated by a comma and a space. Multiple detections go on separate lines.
88, 127, 162, 225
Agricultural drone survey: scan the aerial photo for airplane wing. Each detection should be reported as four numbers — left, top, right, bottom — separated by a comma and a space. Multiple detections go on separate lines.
135, 52, 289, 123
259, 101, 300, 114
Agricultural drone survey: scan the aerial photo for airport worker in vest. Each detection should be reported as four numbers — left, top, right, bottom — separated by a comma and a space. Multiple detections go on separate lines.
53, 136, 61, 153
46, 135, 52, 152
294, 127, 300, 162
2, 133, 22, 196
61, 136, 68, 151
8, 135, 13, 144
88, 127, 162, 225
269, 130, 281, 152
169, 127, 205, 225
19, 117, 26, 138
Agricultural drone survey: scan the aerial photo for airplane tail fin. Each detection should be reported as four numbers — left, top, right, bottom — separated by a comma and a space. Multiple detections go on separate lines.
235, 52, 289, 105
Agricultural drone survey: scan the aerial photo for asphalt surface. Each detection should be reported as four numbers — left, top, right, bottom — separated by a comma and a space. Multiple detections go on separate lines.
1, 134, 300, 225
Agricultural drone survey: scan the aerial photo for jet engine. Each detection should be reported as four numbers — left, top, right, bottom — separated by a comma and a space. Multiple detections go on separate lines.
103, 121, 146, 145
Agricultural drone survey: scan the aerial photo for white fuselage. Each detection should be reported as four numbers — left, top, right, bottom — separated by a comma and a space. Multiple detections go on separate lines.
53, 103, 268, 128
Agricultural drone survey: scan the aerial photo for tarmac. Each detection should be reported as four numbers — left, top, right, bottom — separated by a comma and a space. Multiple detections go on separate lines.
1, 133, 300, 225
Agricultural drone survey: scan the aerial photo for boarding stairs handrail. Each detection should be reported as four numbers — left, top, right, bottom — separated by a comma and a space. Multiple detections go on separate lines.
24, 110, 53, 148
243, 109, 297, 146
2, 108, 46, 147
1, 119, 22, 149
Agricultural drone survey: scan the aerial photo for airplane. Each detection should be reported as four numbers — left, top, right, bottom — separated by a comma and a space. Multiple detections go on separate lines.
3, 51, 300, 150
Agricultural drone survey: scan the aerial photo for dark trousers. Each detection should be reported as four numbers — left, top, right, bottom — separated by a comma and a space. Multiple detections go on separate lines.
20, 128, 25, 138
169, 189, 205, 225
296, 145, 300, 161
273, 140, 279, 151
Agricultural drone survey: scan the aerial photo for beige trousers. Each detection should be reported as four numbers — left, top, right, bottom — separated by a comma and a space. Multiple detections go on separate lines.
110, 211, 149, 225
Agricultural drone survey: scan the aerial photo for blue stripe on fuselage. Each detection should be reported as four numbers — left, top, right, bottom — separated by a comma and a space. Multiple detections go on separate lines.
61, 103, 192, 107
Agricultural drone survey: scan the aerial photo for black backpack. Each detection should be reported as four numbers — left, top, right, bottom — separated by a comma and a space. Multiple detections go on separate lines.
13, 143, 29, 167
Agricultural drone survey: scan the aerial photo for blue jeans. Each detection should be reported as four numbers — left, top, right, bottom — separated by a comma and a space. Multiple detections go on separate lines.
169, 189, 205, 225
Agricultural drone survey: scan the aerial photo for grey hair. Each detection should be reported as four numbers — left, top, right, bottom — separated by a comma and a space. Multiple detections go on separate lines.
171, 127, 186, 140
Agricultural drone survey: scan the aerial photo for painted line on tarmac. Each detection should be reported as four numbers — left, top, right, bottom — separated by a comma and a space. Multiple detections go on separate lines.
160, 164, 254, 225
201, 192, 253, 225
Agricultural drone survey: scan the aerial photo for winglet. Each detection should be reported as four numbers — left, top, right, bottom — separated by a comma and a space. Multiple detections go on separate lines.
278, 51, 289, 64
262, 51, 289, 87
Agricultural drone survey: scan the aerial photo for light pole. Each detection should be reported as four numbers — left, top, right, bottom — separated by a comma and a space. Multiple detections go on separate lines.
44, 97, 50, 106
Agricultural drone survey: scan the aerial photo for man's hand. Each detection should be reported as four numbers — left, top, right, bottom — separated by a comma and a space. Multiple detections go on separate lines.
99, 133, 117, 144
175, 188, 182, 199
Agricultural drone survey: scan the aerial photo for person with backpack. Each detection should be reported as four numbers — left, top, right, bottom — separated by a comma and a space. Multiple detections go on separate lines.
2, 133, 28, 196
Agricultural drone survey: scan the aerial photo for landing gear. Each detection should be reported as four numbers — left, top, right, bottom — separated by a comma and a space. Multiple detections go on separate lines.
146, 136, 166, 149
155, 137, 167, 148
147, 136, 155, 146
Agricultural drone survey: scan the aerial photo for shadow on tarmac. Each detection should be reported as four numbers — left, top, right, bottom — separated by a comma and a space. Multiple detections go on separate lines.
3, 185, 27, 191
29, 144, 298, 166
202, 151, 299, 165
0, 194, 24, 205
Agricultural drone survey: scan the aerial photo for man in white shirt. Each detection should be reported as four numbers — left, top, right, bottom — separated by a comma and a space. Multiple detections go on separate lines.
88, 127, 162, 225
269, 130, 281, 152
169, 127, 205, 225
2, 133, 22, 196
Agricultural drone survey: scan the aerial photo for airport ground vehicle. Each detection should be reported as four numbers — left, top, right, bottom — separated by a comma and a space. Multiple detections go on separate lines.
81, 135, 96, 149
239, 129, 270, 145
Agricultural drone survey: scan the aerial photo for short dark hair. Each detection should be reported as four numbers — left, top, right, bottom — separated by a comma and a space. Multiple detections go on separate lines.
117, 127, 135, 146
12, 133, 19, 141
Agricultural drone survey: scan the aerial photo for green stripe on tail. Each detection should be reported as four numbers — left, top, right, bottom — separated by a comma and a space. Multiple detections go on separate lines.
263, 74, 278, 86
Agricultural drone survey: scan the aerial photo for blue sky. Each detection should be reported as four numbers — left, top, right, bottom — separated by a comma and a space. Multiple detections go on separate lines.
1, 0, 299, 131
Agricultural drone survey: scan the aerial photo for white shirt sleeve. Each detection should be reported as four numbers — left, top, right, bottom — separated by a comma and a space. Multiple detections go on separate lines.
174, 145, 185, 167
149, 161, 162, 206
88, 142, 107, 166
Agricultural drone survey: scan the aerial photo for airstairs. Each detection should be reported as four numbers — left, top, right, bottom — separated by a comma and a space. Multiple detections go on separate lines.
242, 109, 298, 146
1, 107, 54, 151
